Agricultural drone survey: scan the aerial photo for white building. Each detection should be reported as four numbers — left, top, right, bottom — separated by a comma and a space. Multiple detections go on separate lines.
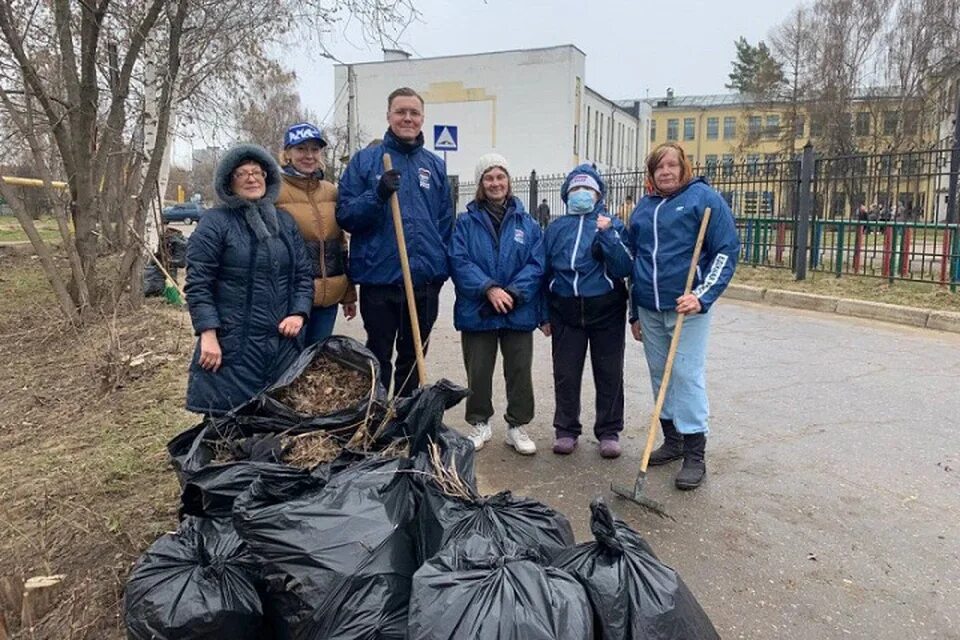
333, 45, 650, 203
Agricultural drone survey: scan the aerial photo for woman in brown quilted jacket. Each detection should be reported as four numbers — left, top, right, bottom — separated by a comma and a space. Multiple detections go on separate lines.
276, 122, 357, 344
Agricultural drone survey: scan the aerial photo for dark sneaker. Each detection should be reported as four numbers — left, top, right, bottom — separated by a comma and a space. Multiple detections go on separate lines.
599, 439, 622, 459
552, 436, 578, 455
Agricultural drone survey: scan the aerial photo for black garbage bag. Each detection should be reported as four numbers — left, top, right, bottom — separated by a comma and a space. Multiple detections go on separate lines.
124, 516, 262, 640
408, 534, 593, 640
168, 416, 312, 518
551, 498, 719, 640
233, 456, 420, 639
142, 262, 166, 297
237, 336, 387, 428
376, 378, 475, 488
417, 483, 574, 564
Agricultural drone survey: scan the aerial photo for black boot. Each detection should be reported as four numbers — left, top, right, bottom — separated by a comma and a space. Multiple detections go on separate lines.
648, 419, 684, 466
675, 433, 706, 490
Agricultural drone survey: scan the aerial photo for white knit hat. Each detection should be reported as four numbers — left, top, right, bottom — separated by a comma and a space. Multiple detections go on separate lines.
475, 153, 510, 183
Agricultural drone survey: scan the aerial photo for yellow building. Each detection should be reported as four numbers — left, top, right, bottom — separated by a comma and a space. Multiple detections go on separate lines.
628, 89, 949, 220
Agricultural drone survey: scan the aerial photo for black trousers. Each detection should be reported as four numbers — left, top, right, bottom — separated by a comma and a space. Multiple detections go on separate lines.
359, 283, 441, 398
460, 329, 535, 427
550, 312, 626, 441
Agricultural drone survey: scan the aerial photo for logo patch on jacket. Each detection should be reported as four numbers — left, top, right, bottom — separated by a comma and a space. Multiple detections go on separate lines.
418, 168, 431, 189
513, 228, 525, 244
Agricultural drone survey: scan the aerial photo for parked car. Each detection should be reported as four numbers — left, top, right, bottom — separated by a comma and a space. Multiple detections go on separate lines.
162, 202, 205, 225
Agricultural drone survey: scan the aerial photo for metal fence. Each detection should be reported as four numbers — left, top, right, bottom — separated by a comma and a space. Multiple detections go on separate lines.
457, 144, 960, 289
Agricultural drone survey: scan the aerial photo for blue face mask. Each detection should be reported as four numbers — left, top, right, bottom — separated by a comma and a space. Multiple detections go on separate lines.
567, 190, 596, 214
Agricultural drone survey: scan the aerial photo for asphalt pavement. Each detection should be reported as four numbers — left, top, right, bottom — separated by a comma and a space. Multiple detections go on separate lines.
336, 286, 960, 640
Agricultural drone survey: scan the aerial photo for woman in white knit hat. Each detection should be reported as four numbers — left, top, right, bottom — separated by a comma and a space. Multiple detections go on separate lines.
449, 153, 546, 455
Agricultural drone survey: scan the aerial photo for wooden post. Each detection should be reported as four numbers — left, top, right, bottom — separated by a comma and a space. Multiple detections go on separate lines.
20, 574, 65, 630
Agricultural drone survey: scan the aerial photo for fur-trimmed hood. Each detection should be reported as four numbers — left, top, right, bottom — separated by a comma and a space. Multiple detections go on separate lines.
214, 144, 282, 240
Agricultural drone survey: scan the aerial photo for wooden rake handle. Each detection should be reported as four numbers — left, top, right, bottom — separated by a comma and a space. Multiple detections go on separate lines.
639, 207, 712, 472
383, 154, 427, 386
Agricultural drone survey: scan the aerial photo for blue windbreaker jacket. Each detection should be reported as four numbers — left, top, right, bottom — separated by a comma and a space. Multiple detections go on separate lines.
628, 177, 740, 316
336, 130, 453, 286
543, 204, 633, 299
449, 197, 545, 332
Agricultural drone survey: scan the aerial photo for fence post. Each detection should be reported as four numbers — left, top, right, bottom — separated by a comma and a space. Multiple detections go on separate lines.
528, 170, 538, 217
946, 91, 960, 224
794, 142, 814, 281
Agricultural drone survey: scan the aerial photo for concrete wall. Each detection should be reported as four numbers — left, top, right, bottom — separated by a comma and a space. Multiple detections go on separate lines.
334, 45, 641, 187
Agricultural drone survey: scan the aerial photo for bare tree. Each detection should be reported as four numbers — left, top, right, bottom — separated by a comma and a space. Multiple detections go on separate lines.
0, 0, 418, 325
234, 62, 318, 156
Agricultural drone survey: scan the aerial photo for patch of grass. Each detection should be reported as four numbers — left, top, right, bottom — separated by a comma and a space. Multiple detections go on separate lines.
733, 265, 960, 312
0, 216, 63, 243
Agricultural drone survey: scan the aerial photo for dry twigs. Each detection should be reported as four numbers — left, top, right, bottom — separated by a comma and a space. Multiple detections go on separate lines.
427, 442, 474, 500
272, 356, 371, 415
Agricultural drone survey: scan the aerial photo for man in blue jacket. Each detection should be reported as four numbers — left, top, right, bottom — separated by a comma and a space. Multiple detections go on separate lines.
337, 87, 453, 397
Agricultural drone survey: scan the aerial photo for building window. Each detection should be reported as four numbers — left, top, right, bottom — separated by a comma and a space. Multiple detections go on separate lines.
706, 117, 719, 139
795, 116, 805, 138
586, 107, 591, 159
883, 111, 898, 135
650, 119, 657, 142
746, 153, 761, 176
764, 115, 780, 138
904, 111, 919, 135
705, 154, 718, 179
596, 111, 602, 159
748, 116, 762, 136
721, 153, 734, 176
667, 118, 679, 141
723, 116, 736, 139
855, 111, 870, 137
683, 117, 695, 141
810, 116, 823, 138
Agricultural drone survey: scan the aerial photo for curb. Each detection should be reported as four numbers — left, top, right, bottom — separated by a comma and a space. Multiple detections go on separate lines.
726, 284, 960, 335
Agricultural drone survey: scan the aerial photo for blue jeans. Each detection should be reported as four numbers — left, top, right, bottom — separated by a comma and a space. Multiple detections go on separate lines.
637, 307, 712, 435
304, 304, 338, 346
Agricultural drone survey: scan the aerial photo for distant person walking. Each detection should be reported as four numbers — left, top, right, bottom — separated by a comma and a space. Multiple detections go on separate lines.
628, 142, 739, 490
451, 153, 545, 456
617, 194, 635, 222
536, 198, 551, 228
337, 87, 453, 397
276, 122, 356, 345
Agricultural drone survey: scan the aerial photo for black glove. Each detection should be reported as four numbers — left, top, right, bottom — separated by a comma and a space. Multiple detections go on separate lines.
377, 170, 401, 201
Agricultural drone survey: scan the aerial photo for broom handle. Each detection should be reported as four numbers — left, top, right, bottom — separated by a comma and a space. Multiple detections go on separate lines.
639, 207, 712, 472
383, 154, 427, 386
125, 220, 186, 299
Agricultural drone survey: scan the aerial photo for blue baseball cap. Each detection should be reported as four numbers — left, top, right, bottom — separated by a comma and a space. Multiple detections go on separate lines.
284, 122, 327, 149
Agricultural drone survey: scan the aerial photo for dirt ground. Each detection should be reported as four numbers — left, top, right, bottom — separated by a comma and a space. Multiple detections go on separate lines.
0, 253, 193, 638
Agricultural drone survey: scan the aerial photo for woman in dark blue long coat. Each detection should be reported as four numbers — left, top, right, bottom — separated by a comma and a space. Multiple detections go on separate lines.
184, 144, 314, 415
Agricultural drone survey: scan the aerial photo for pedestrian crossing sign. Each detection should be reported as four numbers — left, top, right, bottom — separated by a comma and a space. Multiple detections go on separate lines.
433, 125, 458, 151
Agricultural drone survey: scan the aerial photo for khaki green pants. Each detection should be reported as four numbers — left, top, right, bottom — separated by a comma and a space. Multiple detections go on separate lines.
460, 329, 535, 427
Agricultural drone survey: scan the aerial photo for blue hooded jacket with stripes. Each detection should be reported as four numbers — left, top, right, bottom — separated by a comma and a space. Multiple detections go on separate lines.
627, 177, 740, 317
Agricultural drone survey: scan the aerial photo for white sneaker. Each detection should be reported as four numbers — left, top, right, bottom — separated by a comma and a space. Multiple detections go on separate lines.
505, 426, 537, 455
467, 421, 493, 450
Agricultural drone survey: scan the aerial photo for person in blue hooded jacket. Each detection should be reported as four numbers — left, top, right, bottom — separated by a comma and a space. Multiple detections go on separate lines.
337, 87, 453, 398
628, 142, 740, 490
541, 164, 633, 459
184, 144, 314, 415
451, 153, 545, 456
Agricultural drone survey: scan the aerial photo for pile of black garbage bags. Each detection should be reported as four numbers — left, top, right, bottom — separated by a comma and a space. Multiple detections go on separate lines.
124, 336, 719, 640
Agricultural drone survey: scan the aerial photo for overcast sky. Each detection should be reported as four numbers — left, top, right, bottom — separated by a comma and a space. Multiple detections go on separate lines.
291, 0, 803, 124
175, 0, 803, 164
